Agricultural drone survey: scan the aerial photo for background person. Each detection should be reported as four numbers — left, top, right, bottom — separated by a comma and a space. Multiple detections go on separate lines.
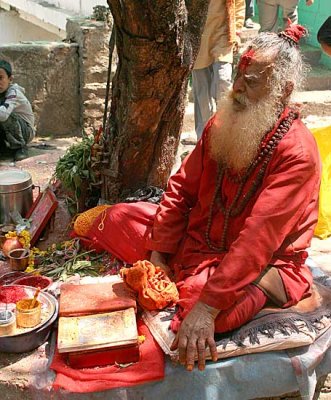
0, 60, 35, 161
257, 0, 314, 32
317, 16, 331, 56
192, 0, 245, 140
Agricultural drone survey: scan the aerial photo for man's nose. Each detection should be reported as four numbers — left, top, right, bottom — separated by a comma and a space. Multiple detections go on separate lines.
233, 75, 245, 93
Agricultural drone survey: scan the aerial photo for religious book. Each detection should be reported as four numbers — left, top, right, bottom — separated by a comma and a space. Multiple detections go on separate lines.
59, 281, 136, 317
58, 307, 139, 354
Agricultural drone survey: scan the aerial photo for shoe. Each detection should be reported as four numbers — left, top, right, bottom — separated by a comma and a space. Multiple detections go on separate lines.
14, 147, 29, 161
244, 18, 254, 29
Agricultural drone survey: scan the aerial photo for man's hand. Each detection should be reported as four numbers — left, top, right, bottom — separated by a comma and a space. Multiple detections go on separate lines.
306, 0, 314, 6
170, 301, 220, 371
150, 250, 173, 278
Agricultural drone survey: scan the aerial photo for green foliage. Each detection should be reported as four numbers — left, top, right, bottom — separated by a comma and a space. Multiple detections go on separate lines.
54, 133, 96, 211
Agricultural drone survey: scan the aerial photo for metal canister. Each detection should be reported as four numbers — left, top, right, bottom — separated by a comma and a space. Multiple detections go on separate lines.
0, 310, 16, 336
0, 169, 33, 224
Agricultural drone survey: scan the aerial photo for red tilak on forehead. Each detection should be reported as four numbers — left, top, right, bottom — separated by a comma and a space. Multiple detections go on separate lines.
238, 48, 255, 72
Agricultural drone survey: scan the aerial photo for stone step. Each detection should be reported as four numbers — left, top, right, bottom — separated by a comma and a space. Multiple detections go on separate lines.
239, 23, 260, 44
301, 43, 322, 67
292, 90, 331, 118
83, 83, 108, 100
304, 66, 331, 91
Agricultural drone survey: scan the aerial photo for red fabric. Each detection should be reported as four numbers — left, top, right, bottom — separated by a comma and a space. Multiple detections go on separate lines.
51, 318, 165, 393
86, 202, 156, 263
282, 21, 307, 43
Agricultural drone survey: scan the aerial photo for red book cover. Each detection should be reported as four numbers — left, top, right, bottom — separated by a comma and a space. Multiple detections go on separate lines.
59, 281, 136, 317
67, 344, 140, 369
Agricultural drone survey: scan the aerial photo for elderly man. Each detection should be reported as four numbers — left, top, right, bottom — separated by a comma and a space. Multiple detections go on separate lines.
85, 24, 321, 371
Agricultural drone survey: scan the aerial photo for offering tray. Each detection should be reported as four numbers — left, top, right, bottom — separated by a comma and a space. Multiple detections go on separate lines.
0, 285, 58, 352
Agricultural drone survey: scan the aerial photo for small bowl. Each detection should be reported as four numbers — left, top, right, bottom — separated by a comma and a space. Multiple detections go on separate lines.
12, 275, 53, 291
8, 248, 30, 271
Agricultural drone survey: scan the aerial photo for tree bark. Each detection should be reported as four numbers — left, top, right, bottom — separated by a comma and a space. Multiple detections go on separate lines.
102, 0, 209, 202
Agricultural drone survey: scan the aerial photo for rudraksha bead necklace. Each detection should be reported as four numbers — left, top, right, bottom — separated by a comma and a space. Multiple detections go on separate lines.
205, 111, 298, 252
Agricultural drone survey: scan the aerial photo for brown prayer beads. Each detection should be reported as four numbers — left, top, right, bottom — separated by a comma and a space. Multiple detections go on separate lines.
205, 111, 298, 252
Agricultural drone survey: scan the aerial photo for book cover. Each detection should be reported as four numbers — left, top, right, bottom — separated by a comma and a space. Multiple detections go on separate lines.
58, 307, 138, 353
67, 344, 140, 368
59, 281, 136, 317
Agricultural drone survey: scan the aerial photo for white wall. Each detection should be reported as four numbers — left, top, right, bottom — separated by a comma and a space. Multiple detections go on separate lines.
46, 0, 108, 16
0, 10, 61, 42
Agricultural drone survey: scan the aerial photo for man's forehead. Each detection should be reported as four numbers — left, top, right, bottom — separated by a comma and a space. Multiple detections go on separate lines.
238, 48, 275, 74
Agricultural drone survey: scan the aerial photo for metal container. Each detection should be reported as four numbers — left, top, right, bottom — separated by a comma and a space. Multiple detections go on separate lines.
0, 285, 58, 353
0, 169, 33, 224
16, 299, 41, 328
0, 310, 16, 336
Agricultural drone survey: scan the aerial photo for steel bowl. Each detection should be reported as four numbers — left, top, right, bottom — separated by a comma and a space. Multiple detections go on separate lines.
0, 285, 58, 353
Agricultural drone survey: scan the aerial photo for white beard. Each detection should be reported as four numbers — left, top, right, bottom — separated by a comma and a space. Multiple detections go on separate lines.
209, 90, 283, 172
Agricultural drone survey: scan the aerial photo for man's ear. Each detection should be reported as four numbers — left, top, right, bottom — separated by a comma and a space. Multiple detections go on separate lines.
9, 75, 13, 82
280, 81, 294, 104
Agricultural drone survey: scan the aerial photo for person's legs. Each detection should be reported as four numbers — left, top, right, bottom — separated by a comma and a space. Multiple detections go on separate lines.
87, 202, 158, 264
212, 61, 232, 107
214, 284, 267, 332
245, 0, 255, 28
192, 66, 213, 140
257, 0, 280, 32
0, 113, 33, 160
280, 0, 298, 28
171, 264, 268, 333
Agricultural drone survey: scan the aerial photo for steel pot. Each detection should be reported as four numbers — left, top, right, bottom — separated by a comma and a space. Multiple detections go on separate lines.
0, 169, 36, 224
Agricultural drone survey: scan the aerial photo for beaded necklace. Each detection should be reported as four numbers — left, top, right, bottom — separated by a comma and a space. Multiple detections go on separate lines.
205, 111, 297, 252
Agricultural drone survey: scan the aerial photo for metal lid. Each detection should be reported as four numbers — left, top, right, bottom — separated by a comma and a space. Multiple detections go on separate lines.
0, 169, 32, 193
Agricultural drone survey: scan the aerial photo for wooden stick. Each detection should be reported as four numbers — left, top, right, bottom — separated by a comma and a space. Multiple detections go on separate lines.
30, 287, 41, 309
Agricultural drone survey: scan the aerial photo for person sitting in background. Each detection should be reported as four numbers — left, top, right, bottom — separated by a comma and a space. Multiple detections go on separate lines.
317, 16, 331, 57
192, 0, 245, 140
0, 60, 35, 161
81, 24, 321, 372
258, 0, 314, 32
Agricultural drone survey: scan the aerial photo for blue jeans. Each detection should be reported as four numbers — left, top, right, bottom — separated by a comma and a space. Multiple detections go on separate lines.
192, 61, 232, 140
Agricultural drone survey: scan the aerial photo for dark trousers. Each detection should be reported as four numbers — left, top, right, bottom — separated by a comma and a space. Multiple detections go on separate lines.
0, 113, 33, 150
245, 0, 255, 19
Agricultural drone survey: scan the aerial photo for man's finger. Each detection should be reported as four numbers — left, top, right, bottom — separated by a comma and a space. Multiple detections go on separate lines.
178, 335, 188, 365
185, 341, 197, 371
170, 333, 179, 351
207, 336, 218, 362
197, 337, 206, 371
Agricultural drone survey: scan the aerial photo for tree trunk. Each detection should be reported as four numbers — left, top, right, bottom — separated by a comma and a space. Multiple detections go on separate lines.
102, 0, 209, 202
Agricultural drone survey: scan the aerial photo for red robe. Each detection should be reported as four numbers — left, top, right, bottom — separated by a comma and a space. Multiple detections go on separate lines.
145, 108, 321, 310
87, 108, 321, 331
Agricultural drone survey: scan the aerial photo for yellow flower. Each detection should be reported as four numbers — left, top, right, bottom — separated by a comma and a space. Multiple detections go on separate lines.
5, 231, 18, 239
25, 265, 35, 273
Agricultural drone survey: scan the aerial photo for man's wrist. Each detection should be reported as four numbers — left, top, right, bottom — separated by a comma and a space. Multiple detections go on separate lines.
196, 301, 220, 319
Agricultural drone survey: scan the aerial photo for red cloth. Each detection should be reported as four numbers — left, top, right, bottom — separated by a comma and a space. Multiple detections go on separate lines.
85, 108, 321, 328
51, 319, 164, 393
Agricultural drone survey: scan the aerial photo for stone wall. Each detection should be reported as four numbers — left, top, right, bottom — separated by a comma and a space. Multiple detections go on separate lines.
0, 41, 80, 137
0, 17, 113, 137
66, 18, 113, 133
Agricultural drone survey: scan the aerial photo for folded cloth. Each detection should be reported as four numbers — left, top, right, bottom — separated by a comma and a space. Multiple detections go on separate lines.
121, 260, 179, 311
51, 318, 165, 393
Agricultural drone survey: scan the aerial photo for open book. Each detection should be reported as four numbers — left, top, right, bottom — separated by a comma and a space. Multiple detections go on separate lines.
58, 307, 138, 354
